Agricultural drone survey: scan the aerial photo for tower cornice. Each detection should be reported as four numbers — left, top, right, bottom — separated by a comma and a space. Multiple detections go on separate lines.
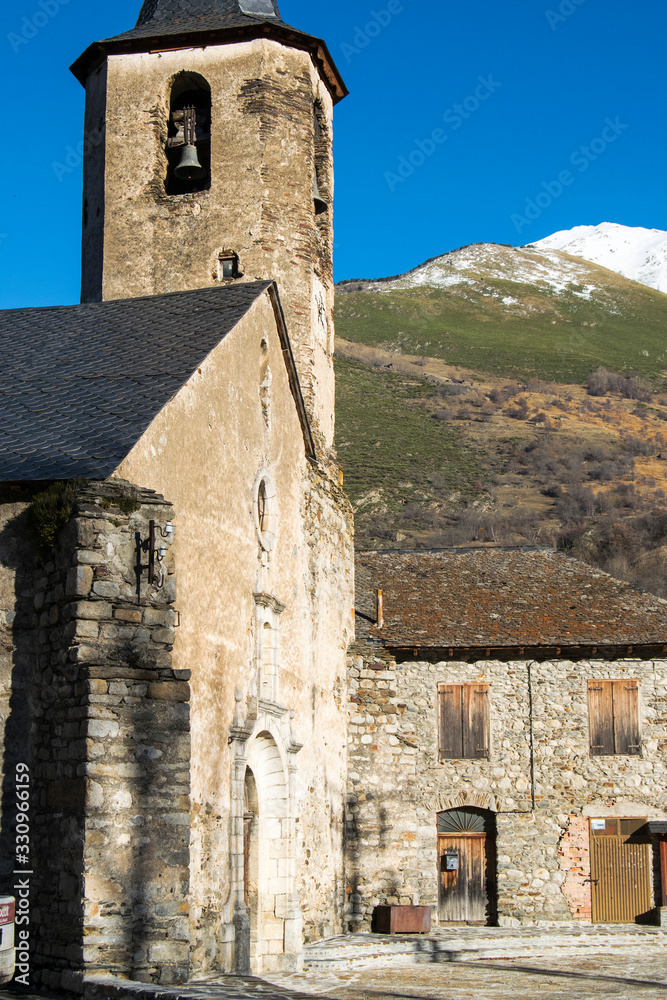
70, 20, 348, 104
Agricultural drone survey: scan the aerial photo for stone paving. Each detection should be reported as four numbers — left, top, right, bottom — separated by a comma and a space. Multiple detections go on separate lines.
264, 954, 667, 1000
4, 947, 667, 1000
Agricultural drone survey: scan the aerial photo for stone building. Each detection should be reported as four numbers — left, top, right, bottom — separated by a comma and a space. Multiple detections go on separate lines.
348, 547, 667, 930
0, 0, 353, 989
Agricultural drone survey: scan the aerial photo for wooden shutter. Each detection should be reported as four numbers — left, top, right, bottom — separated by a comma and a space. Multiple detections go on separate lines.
612, 680, 641, 756
438, 684, 463, 759
588, 681, 615, 755
463, 684, 490, 760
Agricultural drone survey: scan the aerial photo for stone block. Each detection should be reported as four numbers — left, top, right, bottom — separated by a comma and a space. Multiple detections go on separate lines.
151, 626, 175, 644
66, 565, 94, 597
92, 581, 120, 598
76, 550, 105, 565
148, 682, 190, 701
88, 719, 119, 739
114, 608, 143, 623
71, 600, 112, 620
74, 619, 99, 640
143, 608, 174, 627
148, 940, 190, 964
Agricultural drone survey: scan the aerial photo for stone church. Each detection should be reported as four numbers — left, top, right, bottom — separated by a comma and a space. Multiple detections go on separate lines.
0, 0, 353, 988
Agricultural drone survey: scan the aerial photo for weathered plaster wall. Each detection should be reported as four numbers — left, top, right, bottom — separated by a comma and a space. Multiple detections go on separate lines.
345, 652, 667, 929
114, 290, 354, 973
82, 39, 337, 452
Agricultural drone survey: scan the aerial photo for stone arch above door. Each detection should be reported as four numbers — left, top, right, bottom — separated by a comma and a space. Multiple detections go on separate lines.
423, 789, 498, 815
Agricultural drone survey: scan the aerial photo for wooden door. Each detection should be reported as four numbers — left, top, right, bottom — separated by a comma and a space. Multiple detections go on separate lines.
590, 817, 652, 923
437, 809, 495, 924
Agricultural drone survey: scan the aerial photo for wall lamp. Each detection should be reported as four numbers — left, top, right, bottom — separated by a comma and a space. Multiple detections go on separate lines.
149, 520, 175, 588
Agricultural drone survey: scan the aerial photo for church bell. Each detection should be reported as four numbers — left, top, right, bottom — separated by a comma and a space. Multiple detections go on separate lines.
313, 175, 328, 215
174, 144, 206, 181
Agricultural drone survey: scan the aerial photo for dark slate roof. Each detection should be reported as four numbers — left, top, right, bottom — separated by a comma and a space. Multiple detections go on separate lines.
355, 548, 667, 652
70, 1, 347, 102
116, 0, 287, 42
0, 282, 276, 482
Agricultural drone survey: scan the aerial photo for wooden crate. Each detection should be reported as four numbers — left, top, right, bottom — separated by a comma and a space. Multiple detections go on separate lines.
373, 905, 432, 934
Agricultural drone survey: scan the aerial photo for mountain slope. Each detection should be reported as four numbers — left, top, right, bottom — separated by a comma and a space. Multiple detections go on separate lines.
334, 239, 667, 595
534, 223, 667, 294
335, 242, 667, 383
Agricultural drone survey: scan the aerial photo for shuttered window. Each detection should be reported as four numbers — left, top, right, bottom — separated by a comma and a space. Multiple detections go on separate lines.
438, 683, 490, 760
588, 680, 641, 756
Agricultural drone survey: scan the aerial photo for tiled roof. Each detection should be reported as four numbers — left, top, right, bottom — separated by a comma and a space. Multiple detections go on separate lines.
355, 548, 667, 651
0, 283, 272, 482
111, 0, 287, 43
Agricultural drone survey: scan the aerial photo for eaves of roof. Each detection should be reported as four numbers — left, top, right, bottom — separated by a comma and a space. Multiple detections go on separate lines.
70, 21, 348, 105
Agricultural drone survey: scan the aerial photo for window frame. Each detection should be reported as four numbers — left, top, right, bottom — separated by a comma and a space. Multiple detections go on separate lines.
588, 679, 642, 757
437, 682, 490, 761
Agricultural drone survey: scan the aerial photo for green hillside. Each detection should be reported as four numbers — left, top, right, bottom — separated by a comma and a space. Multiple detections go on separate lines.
335, 356, 484, 509
335, 245, 667, 383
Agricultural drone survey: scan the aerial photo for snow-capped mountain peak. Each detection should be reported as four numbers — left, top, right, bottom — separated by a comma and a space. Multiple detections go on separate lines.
532, 223, 667, 294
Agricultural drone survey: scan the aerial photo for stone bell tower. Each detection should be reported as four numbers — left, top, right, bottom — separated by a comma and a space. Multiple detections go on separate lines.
71, 1, 347, 451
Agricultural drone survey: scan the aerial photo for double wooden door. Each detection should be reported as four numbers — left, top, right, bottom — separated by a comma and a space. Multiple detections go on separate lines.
590, 817, 652, 923
437, 809, 496, 924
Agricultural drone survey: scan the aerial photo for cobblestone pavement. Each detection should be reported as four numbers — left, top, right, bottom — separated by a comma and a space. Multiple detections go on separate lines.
264, 953, 667, 1000
3, 954, 667, 1000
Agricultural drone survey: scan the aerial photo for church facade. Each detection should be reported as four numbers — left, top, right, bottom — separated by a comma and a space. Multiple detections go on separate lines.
0, 0, 353, 989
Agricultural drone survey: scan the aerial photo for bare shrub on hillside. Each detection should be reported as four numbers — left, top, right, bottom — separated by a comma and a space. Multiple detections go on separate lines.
438, 383, 469, 398
505, 397, 529, 420
528, 411, 550, 426
434, 408, 453, 421
622, 434, 667, 457
556, 485, 610, 520
490, 384, 521, 404
587, 366, 652, 401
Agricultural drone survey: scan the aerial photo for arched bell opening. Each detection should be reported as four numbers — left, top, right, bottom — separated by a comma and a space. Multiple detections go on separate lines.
436, 807, 497, 926
165, 72, 212, 196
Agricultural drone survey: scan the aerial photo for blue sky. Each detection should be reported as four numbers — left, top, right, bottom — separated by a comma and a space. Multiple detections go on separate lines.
0, 0, 665, 308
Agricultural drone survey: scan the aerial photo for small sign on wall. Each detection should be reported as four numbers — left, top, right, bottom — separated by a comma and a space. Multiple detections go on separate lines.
591, 819, 606, 831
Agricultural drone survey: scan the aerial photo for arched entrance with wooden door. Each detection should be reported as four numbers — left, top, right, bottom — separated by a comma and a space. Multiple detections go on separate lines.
437, 808, 497, 925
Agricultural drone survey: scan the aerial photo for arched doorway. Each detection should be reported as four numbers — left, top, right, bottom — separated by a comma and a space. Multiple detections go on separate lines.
242, 731, 293, 972
437, 808, 496, 925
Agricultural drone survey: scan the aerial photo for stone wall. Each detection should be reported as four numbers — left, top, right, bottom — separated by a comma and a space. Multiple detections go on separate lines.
345, 650, 667, 929
0, 480, 190, 990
